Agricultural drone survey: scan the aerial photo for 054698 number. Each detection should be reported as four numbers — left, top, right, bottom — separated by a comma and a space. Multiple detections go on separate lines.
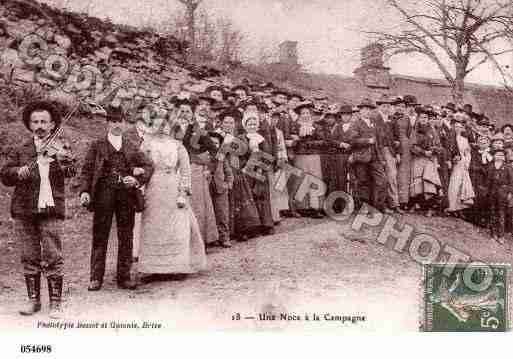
20, 345, 52, 354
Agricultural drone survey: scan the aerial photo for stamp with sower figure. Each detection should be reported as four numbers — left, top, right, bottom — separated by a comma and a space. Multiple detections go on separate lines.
423, 263, 510, 332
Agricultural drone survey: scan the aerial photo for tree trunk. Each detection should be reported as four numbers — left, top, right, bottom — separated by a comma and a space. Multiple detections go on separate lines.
451, 68, 466, 106
187, 7, 196, 61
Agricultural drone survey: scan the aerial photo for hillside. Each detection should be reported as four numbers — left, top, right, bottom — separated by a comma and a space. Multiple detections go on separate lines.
0, 0, 226, 113
0, 0, 232, 223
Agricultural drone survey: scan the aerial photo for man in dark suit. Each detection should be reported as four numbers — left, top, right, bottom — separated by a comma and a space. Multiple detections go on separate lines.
1, 101, 76, 318
79, 106, 154, 291
123, 110, 147, 263
349, 98, 389, 213
208, 132, 234, 247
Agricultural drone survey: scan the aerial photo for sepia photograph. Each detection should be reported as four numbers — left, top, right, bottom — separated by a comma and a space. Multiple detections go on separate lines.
1, 0, 513, 350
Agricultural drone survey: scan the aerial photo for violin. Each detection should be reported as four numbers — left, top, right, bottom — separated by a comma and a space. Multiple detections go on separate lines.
27, 102, 81, 170
39, 138, 74, 162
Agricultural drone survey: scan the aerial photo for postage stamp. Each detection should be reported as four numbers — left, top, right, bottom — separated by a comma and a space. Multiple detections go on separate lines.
423, 263, 510, 332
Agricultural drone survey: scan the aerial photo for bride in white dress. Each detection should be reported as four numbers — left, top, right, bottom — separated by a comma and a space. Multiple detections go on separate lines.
138, 114, 207, 276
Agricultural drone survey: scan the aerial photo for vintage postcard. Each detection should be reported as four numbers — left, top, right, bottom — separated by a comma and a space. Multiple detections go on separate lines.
1, 0, 513, 354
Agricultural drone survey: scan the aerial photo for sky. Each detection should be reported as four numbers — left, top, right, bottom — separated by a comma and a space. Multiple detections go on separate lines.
39, 0, 513, 86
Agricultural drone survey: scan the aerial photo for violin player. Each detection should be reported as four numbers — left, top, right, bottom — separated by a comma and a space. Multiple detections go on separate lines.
1, 101, 76, 318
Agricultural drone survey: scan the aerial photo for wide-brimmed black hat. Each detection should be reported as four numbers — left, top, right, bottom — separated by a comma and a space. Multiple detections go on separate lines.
293, 101, 316, 115
270, 109, 286, 117
390, 96, 404, 105
357, 98, 377, 110
239, 97, 270, 112
442, 102, 456, 112
205, 85, 225, 94
175, 98, 198, 112
469, 111, 483, 121
271, 88, 290, 97
218, 108, 243, 122
231, 84, 249, 94
197, 93, 219, 106
403, 95, 419, 107
238, 97, 259, 110
211, 101, 228, 112
451, 112, 468, 124
289, 93, 305, 101
463, 104, 473, 113
260, 82, 275, 91
313, 94, 329, 101
22, 101, 62, 131
321, 109, 340, 119
168, 95, 179, 105
339, 104, 357, 115
376, 94, 394, 105
477, 115, 492, 127
415, 105, 436, 117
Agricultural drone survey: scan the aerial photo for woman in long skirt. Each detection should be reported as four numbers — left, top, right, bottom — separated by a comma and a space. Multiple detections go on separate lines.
409, 107, 442, 216
239, 111, 275, 235
269, 110, 289, 224
180, 99, 220, 246
447, 113, 475, 214
290, 102, 325, 218
218, 109, 262, 241
138, 115, 206, 278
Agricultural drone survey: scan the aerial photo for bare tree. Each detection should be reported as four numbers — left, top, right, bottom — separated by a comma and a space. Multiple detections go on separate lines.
166, 8, 243, 66
217, 17, 244, 65
177, 0, 203, 60
364, 0, 513, 104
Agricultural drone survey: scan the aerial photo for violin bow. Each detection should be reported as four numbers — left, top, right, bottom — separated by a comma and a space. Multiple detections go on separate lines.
28, 100, 82, 169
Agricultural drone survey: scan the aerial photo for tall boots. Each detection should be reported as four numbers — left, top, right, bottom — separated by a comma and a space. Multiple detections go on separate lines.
48, 275, 63, 319
19, 274, 63, 318
19, 274, 41, 316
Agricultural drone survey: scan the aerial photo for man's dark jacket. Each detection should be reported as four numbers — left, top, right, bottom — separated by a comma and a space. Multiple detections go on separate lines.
1, 138, 76, 219
79, 136, 154, 211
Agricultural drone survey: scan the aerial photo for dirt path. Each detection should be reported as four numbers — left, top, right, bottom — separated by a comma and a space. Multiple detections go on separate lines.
1, 208, 512, 332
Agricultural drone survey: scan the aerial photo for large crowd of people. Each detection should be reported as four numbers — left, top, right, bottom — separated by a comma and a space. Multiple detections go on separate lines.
3, 77, 513, 318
